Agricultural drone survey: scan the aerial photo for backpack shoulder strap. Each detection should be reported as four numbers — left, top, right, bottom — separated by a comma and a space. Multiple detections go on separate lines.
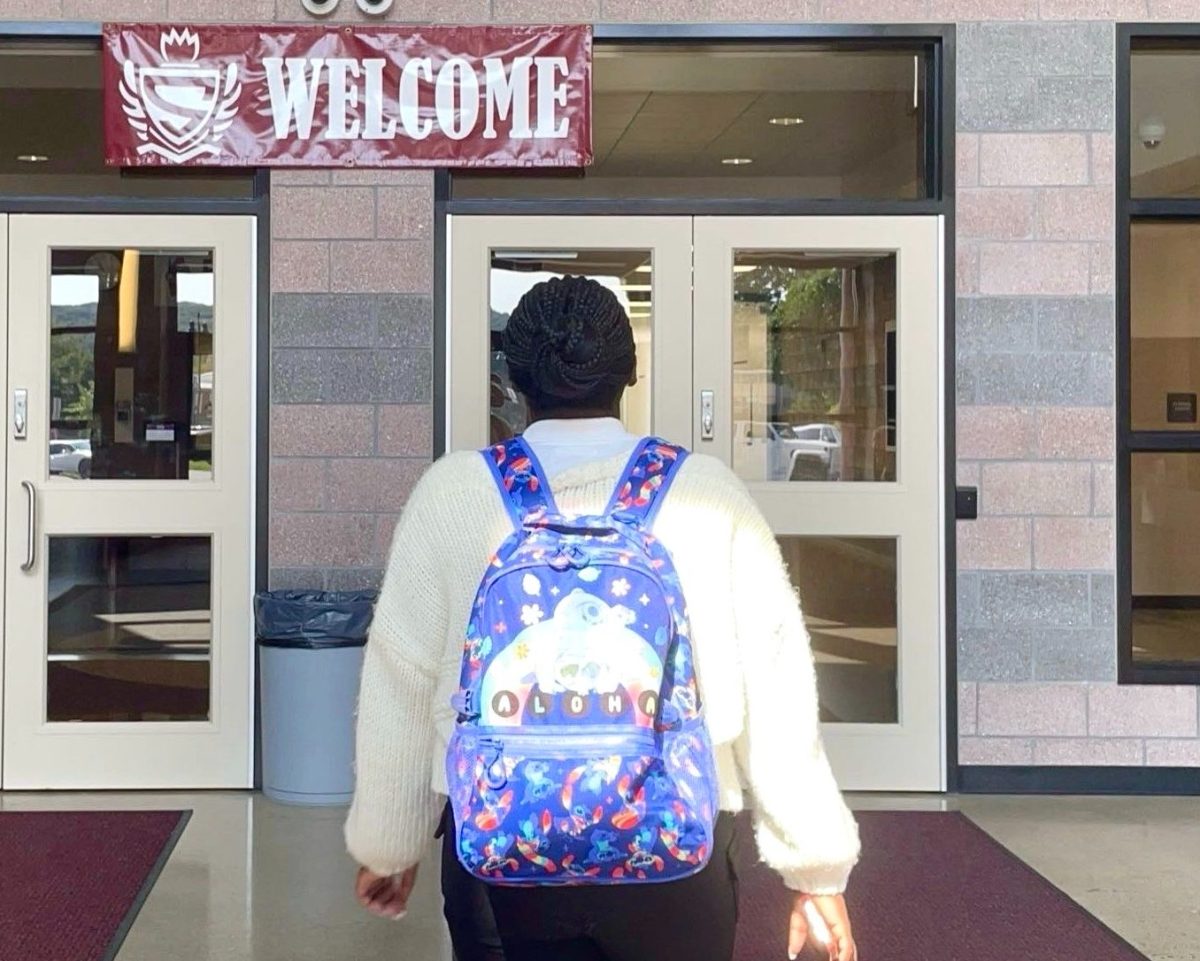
605, 437, 689, 527
481, 435, 559, 529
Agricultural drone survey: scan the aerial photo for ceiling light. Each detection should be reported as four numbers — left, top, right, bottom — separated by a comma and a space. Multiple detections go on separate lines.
17, 153, 48, 163
721, 157, 754, 166
769, 117, 804, 126
492, 251, 578, 260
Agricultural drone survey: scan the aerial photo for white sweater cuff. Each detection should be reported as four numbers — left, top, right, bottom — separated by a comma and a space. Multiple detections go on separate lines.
777, 864, 854, 896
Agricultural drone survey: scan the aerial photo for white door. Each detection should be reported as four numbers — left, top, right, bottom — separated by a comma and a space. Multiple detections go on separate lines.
3, 214, 255, 789
693, 216, 945, 791
448, 214, 945, 791
447, 215, 694, 450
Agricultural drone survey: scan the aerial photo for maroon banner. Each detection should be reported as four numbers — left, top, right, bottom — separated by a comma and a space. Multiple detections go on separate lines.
103, 23, 592, 168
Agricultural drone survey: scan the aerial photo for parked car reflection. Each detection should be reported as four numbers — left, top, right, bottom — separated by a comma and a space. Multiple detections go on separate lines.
789, 423, 842, 482
49, 439, 91, 478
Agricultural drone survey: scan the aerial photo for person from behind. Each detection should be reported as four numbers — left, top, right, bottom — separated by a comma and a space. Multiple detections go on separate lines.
347, 275, 860, 961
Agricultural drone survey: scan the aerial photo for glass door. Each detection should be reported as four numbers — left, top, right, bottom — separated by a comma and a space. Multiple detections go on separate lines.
447, 216, 693, 450
693, 216, 945, 791
3, 214, 255, 789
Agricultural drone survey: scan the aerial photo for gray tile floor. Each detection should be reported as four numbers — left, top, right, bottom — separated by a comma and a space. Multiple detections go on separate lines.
1, 791, 1197, 961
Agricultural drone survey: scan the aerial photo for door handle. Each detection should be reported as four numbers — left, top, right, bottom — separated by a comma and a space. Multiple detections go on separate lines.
700, 389, 714, 441
20, 481, 36, 572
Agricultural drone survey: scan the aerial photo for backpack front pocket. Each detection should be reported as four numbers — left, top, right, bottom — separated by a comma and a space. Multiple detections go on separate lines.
446, 728, 714, 886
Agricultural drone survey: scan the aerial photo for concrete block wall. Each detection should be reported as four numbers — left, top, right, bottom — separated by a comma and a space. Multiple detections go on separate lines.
23, 0, 1193, 763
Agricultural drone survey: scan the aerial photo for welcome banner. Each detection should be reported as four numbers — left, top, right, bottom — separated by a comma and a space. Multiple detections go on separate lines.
103, 23, 592, 168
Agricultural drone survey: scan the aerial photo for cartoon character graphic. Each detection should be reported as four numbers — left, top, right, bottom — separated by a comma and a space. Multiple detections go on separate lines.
478, 832, 520, 878
560, 853, 602, 879
478, 588, 664, 725
561, 756, 620, 810
611, 774, 647, 830
559, 803, 605, 839
473, 786, 514, 831
613, 825, 664, 879
527, 590, 659, 696
659, 803, 709, 865
463, 631, 492, 673
586, 829, 623, 865
515, 811, 558, 874
457, 825, 485, 871
520, 760, 560, 804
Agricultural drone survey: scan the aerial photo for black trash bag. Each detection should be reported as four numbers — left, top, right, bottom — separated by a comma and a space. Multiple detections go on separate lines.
254, 590, 378, 650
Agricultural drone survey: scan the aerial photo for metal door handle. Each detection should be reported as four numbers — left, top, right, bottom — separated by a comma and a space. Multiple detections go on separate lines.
700, 389, 715, 441
20, 481, 36, 572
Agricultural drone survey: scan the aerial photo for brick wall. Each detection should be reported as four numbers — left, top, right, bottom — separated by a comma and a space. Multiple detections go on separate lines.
28, 0, 1193, 761
269, 168, 435, 592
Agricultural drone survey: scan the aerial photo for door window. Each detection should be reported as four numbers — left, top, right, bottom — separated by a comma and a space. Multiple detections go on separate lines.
488, 249, 653, 441
50, 248, 215, 480
730, 251, 898, 483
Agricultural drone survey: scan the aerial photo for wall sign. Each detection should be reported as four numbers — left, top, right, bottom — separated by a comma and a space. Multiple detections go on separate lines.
103, 23, 592, 168
1167, 392, 1198, 424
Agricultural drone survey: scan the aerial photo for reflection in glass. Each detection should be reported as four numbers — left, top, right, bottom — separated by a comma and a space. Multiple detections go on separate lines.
778, 536, 898, 724
1131, 48, 1200, 197
47, 536, 211, 722
732, 252, 897, 483
456, 43, 929, 201
1131, 453, 1200, 665
488, 250, 653, 443
1130, 222, 1200, 431
50, 248, 215, 480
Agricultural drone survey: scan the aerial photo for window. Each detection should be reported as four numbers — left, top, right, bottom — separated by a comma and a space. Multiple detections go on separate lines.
1119, 29, 1200, 682
452, 41, 935, 202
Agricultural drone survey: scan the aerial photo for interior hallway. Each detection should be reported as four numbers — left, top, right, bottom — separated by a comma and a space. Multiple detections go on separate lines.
1, 791, 1196, 961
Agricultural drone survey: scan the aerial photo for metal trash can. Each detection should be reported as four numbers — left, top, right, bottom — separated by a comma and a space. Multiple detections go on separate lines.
255, 590, 377, 806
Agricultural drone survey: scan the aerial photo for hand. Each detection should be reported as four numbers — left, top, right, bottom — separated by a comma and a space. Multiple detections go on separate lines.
788, 893, 856, 961
355, 865, 419, 920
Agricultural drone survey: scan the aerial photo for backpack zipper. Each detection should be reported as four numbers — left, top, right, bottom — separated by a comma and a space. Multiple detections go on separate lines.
474, 729, 660, 790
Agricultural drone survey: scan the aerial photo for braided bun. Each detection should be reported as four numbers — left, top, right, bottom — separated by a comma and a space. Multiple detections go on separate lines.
503, 275, 636, 412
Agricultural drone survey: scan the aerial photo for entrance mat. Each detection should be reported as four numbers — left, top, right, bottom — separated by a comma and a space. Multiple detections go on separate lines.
732, 810, 1148, 961
0, 810, 189, 961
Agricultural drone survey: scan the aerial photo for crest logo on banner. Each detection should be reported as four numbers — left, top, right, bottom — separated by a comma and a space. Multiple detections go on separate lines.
118, 28, 241, 164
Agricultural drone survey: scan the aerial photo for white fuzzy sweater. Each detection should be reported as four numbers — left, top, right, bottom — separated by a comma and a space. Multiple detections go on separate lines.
345, 430, 861, 894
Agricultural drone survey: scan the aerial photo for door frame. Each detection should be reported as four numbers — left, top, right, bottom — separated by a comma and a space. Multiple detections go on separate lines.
435, 22, 959, 790
0, 18, 272, 787
3, 213, 258, 788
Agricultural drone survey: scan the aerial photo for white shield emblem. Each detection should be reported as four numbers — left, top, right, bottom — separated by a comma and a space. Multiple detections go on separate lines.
119, 28, 241, 164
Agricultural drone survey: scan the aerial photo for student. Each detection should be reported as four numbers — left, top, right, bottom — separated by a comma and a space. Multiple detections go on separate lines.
347, 276, 860, 961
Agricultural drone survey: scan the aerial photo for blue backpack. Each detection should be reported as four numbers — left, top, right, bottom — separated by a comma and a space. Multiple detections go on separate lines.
446, 435, 717, 886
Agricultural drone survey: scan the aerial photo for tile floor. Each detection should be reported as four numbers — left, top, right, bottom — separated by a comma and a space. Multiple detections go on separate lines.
1, 791, 1197, 961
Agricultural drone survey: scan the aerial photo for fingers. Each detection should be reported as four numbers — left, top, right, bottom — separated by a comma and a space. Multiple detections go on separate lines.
367, 878, 408, 919
397, 865, 419, 906
354, 869, 412, 920
788, 898, 810, 960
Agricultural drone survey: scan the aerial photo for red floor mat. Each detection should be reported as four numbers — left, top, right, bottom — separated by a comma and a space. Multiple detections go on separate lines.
732, 810, 1149, 961
0, 810, 188, 961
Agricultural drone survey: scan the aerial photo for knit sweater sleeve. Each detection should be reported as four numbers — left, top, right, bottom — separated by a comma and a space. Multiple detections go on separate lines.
726, 477, 861, 895
344, 460, 456, 876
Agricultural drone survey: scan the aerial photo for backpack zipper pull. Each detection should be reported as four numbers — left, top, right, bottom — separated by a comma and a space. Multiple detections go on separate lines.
480, 739, 507, 789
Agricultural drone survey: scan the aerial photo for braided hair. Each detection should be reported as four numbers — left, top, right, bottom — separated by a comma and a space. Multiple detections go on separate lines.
502, 275, 636, 413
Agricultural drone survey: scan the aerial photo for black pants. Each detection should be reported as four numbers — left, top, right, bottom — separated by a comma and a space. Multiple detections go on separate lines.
439, 805, 739, 961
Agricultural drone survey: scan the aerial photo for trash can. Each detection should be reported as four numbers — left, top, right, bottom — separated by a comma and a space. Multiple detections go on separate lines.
255, 590, 377, 806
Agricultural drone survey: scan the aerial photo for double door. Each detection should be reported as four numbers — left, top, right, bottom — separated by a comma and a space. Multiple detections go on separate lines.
0, 214, 255, 789
450, 215, 945, 791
